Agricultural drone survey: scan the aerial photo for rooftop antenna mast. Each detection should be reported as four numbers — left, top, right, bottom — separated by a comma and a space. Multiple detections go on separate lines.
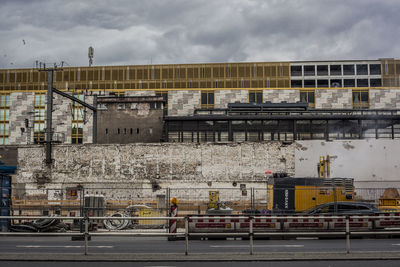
88, 46, 94, 67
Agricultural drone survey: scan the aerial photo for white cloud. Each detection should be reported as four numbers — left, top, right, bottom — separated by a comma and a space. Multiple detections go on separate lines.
0, 0, 398, 68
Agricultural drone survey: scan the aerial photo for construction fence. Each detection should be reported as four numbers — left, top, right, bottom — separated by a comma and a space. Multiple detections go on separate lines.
8, 186, 400, 227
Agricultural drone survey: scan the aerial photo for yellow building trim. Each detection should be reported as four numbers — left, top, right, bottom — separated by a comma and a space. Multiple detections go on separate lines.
0, 87, 399, 94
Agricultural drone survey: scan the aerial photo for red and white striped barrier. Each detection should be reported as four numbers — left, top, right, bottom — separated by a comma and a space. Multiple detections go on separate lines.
169, 205, 178, 234
375, 213, 400, 228
283, 215, 327, 231
188, 215, 236, 233
329, 215, 372, 230
236, 216, 280, 232
188, 213, 400, 233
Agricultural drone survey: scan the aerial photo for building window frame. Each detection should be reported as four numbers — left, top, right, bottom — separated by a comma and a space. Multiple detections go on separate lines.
300, 89, 315, 108
248, 90, 263, 103
352, 89, 369, 109
0, 94, 10, 145
201, 90, 214, 109
71, 94, 84, 144
33, 93, 46, 144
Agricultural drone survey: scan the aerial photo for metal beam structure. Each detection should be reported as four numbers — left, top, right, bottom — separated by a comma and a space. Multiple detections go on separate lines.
41, 71, 98, 164
52, 88, 97, 144
164, 108, 400, 142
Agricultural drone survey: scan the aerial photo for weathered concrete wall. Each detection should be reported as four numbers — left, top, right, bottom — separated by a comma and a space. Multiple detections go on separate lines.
16, 142, 295, 199
295, 140, 400, 188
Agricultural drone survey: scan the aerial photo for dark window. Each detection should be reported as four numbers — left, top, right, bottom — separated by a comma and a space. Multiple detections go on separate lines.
304, 65, 315, 76
155, 91, 168, 109
330, 65, 342, 75
124, 128, 127, 134
370, 78, 382, 87
338, 204, 370, 211
304, 80, 315, 88
291, 80, 302, 88
343, 64, 355, 75
118, 128, 120, 134
290, 66, 302, 76
357, 79, 369, 87
330, 79, 342, 87
300, 90, 315, 107
361, 91, 369, 102
352, 90, 369, 109
344, 79, 355, 87
137, 128, 139, 134
369, 64, 381, 75
249, 90, 263, 103
356, 64, 368, 75
317, 80, 329, 87
201, 91, 214, 108
130, 128, 133, 134
317, 65, 328, 76
105, 128, 108, 134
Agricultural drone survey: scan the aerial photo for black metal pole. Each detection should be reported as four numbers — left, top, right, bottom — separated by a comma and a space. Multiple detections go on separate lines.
45, 70, 53, 164
93, 95, 97, 144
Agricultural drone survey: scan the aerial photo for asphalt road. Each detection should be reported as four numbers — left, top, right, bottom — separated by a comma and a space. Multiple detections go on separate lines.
1, 236, 400, 254
2, 261, 400, 267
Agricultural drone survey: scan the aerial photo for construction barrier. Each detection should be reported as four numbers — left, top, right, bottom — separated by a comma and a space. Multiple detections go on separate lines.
188, 214, 400, 233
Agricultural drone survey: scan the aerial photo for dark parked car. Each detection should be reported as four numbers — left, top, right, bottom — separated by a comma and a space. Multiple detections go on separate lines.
305, 201, 380, 215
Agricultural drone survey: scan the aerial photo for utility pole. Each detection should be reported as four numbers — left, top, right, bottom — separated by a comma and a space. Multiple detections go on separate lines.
39, 64, 61, 165
38, 62, 97, 165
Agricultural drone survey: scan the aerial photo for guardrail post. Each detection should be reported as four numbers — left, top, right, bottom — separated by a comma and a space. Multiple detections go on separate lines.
345, 216, 350, 254
249, 216, 254, 255
185, 216, 189, 255
84, 216, 89, 255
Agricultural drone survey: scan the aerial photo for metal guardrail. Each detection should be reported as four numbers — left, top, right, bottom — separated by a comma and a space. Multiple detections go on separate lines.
1, 215, 400, 255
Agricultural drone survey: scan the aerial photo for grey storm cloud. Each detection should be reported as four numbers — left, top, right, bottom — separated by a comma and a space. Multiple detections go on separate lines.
0, 0, 399, 69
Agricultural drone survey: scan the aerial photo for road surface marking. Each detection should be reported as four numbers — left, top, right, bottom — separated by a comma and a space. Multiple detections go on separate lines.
210, 245, 304, 248
16, 245, 113, 248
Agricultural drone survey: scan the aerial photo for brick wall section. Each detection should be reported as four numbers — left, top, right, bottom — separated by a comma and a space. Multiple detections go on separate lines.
369, 89, 400, 109
168, 90, 201, 116
9, 92, 35, 145
315, 89, 353, 109
263, 89, 299, 103
215, 90, 248, 108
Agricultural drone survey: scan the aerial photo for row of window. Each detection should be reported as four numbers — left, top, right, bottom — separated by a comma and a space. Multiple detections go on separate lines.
291, 64, 381, 76
105, 128, 142, 135
0, 64, 290, 84
291, 78, 382, 88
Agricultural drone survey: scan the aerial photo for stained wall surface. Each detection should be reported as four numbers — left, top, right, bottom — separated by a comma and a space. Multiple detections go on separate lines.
295, 140, 400, 188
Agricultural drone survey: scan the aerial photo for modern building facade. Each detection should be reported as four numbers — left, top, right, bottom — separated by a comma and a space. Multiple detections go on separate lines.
0, 58, 399, 145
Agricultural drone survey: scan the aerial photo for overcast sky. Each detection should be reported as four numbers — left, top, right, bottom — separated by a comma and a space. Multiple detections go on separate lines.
0, 0, 398, 69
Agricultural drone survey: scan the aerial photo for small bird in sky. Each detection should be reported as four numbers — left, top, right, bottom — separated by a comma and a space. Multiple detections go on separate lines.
22, 39, 26, 45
